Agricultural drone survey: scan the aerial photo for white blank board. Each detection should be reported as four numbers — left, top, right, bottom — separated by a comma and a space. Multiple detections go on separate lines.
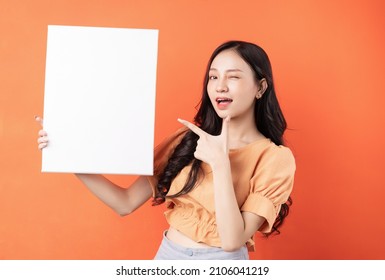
42, 25, 158, 175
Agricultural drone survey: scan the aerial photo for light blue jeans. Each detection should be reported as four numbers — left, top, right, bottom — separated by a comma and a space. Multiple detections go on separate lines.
154, 231, 249, 260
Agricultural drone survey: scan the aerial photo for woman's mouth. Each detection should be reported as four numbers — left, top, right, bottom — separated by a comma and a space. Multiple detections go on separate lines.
216, 97, 233, 109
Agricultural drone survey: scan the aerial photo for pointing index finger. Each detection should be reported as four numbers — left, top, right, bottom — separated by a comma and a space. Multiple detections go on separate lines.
177, 118, 206, 137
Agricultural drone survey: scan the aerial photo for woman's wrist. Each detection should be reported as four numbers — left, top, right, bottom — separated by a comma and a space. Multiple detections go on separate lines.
210, 154, 231, 173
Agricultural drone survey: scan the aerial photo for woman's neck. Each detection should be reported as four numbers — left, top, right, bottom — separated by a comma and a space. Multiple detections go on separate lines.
227, 114, 265, 149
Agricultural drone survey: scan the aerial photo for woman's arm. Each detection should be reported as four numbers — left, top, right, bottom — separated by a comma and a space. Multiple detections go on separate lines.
178, 117, 265, 251
211, 158, 265, 251
75, 174, 153, 216
36, 116, 153, 216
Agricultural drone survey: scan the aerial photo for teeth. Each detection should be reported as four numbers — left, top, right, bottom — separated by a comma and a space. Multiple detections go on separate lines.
217, 98, 233, 103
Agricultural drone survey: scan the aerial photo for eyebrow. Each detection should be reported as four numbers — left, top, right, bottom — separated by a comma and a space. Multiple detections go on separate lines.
209, 68, 244, 73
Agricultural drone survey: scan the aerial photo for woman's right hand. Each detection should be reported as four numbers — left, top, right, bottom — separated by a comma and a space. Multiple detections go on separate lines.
35, 116, 48, 150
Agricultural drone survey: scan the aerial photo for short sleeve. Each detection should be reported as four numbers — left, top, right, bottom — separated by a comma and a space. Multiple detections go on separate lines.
241, 146, 296, 233
146, 127, 189, 197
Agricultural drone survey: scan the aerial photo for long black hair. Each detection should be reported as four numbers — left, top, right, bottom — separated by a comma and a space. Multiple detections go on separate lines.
153, 40, 292, 236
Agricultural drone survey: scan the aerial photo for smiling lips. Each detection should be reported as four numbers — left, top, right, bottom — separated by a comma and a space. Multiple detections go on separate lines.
216, 97, 233, 109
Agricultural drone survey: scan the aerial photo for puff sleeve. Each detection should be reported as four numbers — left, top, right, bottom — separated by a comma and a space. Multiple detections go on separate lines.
241, 146, 296, 233
146, 127, 189, 197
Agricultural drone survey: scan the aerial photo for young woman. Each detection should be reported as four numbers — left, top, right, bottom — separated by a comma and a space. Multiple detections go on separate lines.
37, 40, 295, 260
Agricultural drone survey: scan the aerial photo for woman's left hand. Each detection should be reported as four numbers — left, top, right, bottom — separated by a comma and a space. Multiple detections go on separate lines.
177, 116, 230, 167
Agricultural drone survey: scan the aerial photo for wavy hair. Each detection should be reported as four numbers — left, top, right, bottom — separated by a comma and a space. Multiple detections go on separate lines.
153, 41, 292, 236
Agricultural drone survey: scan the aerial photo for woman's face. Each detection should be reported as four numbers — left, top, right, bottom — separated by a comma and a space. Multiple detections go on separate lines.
207, 49, 260, 120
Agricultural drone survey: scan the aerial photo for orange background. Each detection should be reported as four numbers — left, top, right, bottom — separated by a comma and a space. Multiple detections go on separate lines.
1, 0, 385, 260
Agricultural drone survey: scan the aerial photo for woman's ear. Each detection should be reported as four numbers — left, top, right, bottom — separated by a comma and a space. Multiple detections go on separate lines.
256, 78, 268, 99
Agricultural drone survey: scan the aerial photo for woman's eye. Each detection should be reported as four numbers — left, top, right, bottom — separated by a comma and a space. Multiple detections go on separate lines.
208, 75, 217, 80
229, 76, 240, 79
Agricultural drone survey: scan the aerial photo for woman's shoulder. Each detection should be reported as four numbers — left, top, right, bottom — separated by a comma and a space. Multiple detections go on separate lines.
258, 140, 296, 171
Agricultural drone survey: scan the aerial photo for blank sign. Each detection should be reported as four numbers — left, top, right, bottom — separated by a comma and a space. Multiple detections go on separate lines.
42, 25, 158, 175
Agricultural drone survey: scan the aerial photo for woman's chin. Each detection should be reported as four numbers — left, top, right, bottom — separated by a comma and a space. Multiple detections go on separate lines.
214, 110, 229, 119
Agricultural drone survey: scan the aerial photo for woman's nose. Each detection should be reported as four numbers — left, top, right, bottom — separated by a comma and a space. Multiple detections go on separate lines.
216, 78, 228, 92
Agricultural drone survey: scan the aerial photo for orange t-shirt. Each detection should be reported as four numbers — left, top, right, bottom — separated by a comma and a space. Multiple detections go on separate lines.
146, 127, 295, 251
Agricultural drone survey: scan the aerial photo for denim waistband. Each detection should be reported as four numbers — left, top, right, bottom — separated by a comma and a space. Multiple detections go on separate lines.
154, 231, 249, 260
